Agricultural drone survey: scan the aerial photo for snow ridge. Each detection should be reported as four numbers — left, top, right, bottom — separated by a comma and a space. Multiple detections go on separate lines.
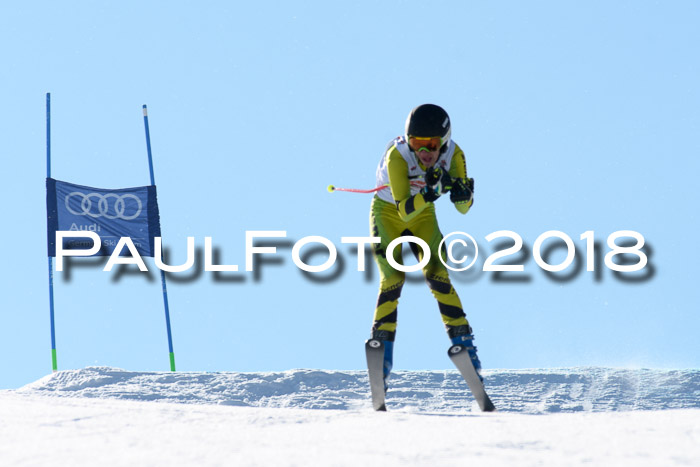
17, 366, 700, 413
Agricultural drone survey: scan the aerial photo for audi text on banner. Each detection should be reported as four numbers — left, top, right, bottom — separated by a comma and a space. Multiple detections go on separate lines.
46, 178, 161, 257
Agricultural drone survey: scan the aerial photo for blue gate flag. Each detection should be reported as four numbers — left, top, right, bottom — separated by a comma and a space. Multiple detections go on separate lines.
46, 178, 161, 257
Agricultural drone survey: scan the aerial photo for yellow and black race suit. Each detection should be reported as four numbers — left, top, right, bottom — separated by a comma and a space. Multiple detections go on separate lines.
370, 136, 473, 341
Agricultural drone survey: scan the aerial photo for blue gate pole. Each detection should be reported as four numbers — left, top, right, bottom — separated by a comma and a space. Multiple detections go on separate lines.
46, 92, 58, 372
142, 105, 176, 372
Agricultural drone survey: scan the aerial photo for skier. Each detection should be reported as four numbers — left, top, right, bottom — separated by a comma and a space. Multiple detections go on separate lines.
368, 103, 481, 392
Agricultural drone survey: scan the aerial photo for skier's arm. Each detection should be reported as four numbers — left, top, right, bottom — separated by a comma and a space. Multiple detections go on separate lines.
449, 145, 474, 214
449, 144, 468, 180
387, 148, 430, 222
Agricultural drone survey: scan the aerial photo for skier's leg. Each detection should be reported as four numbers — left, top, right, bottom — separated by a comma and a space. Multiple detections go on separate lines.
409, 208, 483, 377
369, 197, 406, 384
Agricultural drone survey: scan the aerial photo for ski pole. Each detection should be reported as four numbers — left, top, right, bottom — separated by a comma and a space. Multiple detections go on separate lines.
327, 181, 425, 194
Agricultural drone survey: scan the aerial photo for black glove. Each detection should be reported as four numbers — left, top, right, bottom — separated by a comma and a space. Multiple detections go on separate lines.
450, 177, 474, 207
420, 167, 453, 203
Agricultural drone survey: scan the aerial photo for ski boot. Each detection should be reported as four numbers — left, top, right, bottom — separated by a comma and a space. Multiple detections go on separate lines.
381, 341, 394, 392
449, 325, 482, 382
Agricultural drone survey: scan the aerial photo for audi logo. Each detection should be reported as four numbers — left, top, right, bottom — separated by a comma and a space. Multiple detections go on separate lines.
65, 192, 143, 220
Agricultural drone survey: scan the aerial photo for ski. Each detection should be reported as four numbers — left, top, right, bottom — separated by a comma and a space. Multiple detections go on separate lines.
365, 339, 387, 411
448, 344, 496, 412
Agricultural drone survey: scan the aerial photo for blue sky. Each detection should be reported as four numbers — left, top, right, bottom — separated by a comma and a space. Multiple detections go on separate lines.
1, 1, 698, 389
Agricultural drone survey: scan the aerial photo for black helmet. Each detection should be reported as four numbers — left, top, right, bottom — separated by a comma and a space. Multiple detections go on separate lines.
405, 104, 451, 150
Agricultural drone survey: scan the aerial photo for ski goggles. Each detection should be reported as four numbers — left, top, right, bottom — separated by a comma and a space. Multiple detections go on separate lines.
408, 136, 441, 153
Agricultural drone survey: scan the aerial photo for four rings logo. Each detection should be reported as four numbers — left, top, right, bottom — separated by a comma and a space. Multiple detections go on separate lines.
65, 192, 143, 220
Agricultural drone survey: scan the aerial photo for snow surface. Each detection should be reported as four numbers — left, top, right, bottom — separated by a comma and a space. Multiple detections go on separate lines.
2, 367, 699, 466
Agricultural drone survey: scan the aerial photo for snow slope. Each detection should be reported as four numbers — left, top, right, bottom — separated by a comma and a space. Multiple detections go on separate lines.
2, 367, 699, 466
16, 366, 700, 413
